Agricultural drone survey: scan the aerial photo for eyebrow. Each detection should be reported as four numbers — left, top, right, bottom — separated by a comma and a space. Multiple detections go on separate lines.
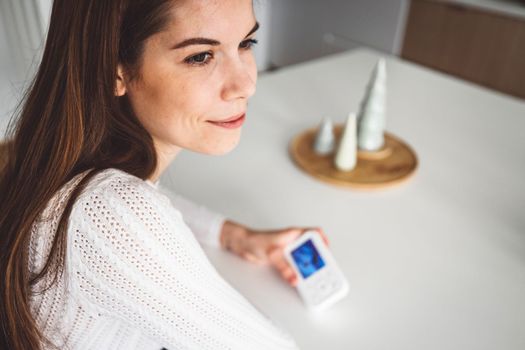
172, 22, 259, 50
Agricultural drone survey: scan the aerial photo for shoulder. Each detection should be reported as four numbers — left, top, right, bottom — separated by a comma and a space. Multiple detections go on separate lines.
72, 168, 175, 219
81, 167, 150, 193
67, 168, 186, 245
78, 168, 163, 201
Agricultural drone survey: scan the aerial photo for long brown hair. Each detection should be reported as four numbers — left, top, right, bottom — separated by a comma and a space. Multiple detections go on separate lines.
0, 1, 175, 348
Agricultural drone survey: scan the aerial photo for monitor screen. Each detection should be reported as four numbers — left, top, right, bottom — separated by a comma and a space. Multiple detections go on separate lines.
291, 239, 325, 279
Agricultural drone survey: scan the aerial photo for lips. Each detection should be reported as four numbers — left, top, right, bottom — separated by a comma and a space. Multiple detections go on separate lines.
209, 113, 245, 123
207, 113, 246, 129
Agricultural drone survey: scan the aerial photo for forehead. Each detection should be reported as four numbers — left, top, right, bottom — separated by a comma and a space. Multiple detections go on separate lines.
164, 0, 255, 39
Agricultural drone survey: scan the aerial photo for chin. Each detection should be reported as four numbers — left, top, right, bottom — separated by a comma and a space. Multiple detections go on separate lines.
212, 142, 240, 155
202, 135, 241, 156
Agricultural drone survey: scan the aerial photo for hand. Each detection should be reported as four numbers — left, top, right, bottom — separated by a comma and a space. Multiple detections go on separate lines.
220, 220, 329, 287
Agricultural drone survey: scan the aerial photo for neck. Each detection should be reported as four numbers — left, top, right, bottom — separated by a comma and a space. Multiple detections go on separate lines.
148, 140, 182, 182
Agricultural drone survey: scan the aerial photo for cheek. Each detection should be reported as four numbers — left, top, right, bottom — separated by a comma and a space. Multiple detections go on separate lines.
128, 70, 226, 151
129, 72, 209, 129
126, 55, 250, 155
248, 55, 258, 84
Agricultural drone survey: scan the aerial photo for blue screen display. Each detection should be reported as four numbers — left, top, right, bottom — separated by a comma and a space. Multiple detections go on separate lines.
291, 239, 325, 279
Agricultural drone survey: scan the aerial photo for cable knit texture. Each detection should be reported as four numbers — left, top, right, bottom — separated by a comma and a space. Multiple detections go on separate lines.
28, 168, 299, 350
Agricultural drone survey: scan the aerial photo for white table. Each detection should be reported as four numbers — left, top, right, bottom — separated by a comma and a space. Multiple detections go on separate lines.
161, 48, 525, 350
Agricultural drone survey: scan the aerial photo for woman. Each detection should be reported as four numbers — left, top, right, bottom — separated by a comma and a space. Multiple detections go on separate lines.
0, 0, 330, 349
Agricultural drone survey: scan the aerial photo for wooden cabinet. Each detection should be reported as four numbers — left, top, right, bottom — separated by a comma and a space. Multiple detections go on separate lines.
402, 0, 525, 99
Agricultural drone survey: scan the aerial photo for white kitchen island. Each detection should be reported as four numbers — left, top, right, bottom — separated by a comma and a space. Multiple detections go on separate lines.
162, 48, 525, 350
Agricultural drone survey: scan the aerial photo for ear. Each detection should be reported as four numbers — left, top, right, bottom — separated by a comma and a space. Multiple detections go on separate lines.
115, 64, 127, 96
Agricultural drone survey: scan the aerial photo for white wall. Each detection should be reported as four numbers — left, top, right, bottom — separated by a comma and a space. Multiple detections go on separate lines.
36, 0, 52, 35
253, 0, 273, 71
0, 0, 44, 78
266, 0, 409, 68
0, 0, 49, 136
0, 15, 18, 135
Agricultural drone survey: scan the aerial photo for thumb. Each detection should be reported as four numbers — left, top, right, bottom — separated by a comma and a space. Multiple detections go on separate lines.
270, 228, 303, 246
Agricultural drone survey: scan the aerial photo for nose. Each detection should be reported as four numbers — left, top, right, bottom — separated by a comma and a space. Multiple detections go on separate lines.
221, 56, 257, 101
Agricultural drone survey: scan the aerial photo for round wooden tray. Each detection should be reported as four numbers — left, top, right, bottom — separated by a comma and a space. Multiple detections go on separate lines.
289, 124, 418, 190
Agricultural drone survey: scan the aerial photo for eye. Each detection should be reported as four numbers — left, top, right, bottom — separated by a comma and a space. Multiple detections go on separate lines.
239, 38, 258, 50
184, 51, 213, 66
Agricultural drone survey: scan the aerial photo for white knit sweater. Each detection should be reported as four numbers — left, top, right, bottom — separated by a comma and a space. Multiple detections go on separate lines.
28, 168, 299, 350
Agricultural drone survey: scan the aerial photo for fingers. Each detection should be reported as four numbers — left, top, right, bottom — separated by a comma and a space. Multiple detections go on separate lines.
269, 228, 303, 246
280, 267, 298, 286
308, 226, 329, 246
241, 227, 330, 288
319, 228, 330, 246
269, 248, 298, 287
247, 251, 297, 286
241, 252, 267, 265
289, 226, 330, 247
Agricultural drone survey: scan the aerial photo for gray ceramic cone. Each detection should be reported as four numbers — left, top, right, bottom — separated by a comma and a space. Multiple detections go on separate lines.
357, 58, 387, 151
313, 117, 335, 155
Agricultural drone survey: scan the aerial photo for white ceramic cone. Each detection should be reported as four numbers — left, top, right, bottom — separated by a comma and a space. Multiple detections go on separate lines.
313, 117, 335, 155
335, 113, 357, 171
357, 58, 387, 151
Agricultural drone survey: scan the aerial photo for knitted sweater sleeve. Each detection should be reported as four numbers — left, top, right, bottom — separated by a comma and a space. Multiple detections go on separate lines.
67, 172, 299, 350
159, 184, 226, 248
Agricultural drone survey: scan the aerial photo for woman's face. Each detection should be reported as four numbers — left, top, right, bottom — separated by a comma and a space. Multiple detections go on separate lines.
121, 0, 258, 159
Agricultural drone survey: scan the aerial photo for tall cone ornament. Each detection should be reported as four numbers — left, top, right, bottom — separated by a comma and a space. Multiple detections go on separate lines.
334, 113, 357, 171
357, 58, 387, 151
313, 117, 335, 155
